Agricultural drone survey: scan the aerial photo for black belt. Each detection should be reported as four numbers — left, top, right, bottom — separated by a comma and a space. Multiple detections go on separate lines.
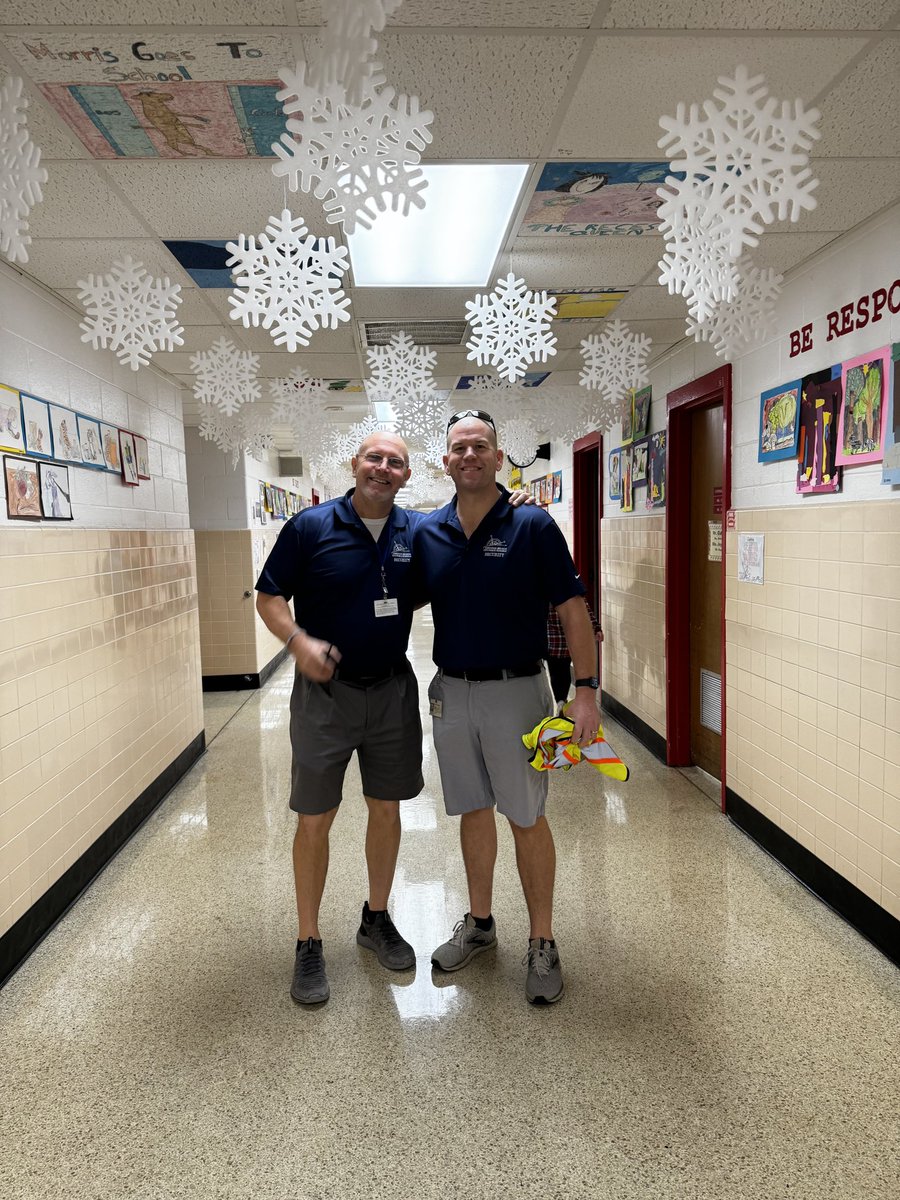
332, 662, 410, 687
440, 663, 541, 682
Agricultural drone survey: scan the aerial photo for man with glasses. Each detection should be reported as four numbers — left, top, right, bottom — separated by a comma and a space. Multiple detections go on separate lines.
417, 411, 600, 1005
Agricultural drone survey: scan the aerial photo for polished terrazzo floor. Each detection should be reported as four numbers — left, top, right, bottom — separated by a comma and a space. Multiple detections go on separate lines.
2, 614, 898, 1200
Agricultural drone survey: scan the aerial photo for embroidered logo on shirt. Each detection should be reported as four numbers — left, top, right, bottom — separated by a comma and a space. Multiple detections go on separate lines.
391, 540, 412, 561
484, 536, 507, 558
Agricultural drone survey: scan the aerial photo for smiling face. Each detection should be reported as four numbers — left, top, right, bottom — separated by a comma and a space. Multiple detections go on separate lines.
351, 432, 411, 516
443, 417, 504, 496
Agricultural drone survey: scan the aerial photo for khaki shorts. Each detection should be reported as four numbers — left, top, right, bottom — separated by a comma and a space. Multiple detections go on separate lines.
289, 669, 424, 814
427, 670, 553, 828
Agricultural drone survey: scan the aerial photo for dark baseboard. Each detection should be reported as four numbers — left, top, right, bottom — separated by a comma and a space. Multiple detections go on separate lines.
601, 691, 668, 763
726, 787, 899, 969
201, 647, 288, 692
0, 731, 206, 990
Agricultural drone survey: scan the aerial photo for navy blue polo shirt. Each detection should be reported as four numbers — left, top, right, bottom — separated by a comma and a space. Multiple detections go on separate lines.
255, 490, 425, 675
413, 487, 585, 670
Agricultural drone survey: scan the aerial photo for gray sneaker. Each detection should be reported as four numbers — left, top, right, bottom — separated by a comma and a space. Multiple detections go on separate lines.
291, 938, 330, 1005
431, 913, 497, 972
356, 907, 415, 970
524, 938, 564, 1005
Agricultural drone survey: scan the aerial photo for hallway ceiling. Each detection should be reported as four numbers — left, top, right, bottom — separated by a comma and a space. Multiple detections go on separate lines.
2, 2, 899, 449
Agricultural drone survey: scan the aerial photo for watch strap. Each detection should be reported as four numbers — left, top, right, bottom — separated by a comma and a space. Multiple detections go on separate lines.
574, 676, 599, 689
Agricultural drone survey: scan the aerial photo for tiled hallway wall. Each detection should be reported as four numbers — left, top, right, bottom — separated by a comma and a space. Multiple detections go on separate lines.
599, 514, 666, 736
726, 502, 900, 920
195, 528, 282, 678
0, 527, 203, 937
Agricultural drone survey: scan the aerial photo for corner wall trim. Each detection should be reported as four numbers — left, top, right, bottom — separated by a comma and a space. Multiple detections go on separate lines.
0, 731, 206, 990
201, 647, 288, 692
601, 691, 668, 763
726, 787, 899, 969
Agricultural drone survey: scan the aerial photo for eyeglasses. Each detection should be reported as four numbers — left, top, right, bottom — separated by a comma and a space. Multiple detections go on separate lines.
446, 409, 496, 433
361, 451, 407, 470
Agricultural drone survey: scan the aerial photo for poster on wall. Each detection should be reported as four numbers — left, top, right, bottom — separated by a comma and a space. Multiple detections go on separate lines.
620, 447, 634, 512
836, 346, 889, 466
20, 394, 53, 459
119, 430, 139, 485
632, 439, 649, 484
48, 403, 84, 464
646, 431, 666, 509
39, 462, 72, 520
608, 449, 622, 500
621, 394, 634, 445
0, 384, 24, 454
881, 343, 900, 485
100, 422, 121, 473
632, 386, 651, 440
134, 435, 151, 479
76, 415, 105, 469
4, 455, 42, 519
797, 375, 842, 495
758, 380, 801, 463
737, 534, 765, 585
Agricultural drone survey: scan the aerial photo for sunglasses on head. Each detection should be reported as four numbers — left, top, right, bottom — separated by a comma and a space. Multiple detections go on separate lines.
446, 409, 496, 433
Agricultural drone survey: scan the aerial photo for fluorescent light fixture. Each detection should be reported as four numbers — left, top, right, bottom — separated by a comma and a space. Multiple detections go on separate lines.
347, 163, 530, 288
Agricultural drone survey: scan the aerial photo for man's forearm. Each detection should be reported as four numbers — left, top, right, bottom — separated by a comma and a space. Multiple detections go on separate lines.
555, 596, 597, 680
256, 591, 300, 642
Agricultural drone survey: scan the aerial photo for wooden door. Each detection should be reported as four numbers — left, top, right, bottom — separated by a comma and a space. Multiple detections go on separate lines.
689, 406, 724, 778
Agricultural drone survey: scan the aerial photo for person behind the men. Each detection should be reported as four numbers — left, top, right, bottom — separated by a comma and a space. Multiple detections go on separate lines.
255, 432, 423, 1006
415, 411, 601, 1005
546, 600, 603, 706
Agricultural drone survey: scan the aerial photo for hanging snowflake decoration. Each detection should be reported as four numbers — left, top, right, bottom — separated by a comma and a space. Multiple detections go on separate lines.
77, 256, 184, 371
501, 418, 542, 467
0, 76, 48, 265
271, 64, 433, 234
656, 178, 739, 324
226, 210, 351, 352
423, 431, 446, 470
464, 373, 536, 425
658, 64, 820, 259
686, 257, 783, 361
198, 404, 273, 468
269, 367, 330, 422
579, 319, 652, 403
190, 336, 260, 416
395, 391, 447, 444
543, 387, 595, 443
403, 452, 453, 507
465, 274, 557, 384
366, 330, 437, 407
318, 0, 404, 105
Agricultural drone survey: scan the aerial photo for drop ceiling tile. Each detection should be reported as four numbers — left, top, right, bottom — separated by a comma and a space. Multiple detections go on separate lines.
816, 41, 900, 157
602, 1, 897, 29
0, 65, 87, 159
26, 162, 151, 238
1, 2, 293, 20
553, 35, 869, 158
20, 237, 195, 290
750, 232, 838, 275
351, 289, 474, 320
294, 1, 597, 25
769, 158, 900, 232
510, 235, 663, 288
613, 286, 691, 319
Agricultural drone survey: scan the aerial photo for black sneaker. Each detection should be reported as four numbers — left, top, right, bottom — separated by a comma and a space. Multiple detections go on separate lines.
356, 906, 415, 970
291, 938, 329, 1004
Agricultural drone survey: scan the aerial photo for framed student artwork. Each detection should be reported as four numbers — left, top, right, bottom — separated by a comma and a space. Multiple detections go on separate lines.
758, 380, 801, 462
119, 429, 139, 485
620, 447, 634, 512
608, 448, 622, 500
134, 435, 150, 479
620, 394, 634, 445
39, 462, 72, 520
77, 414, 105, 469
100, 422, 121, 473
0, 384, 24, 453
837, 346, 889, 466
882, 343, 900, 484
646, 431, 666, 509
797, 374, 842, 495
632, 386, 651, 440
632, 438, 649, 484
20, 393, 53, 459
4, 455, 42, 519
48, 403, 84, 464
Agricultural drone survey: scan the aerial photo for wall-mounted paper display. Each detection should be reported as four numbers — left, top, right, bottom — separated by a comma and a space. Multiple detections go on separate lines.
881, 343, 900, 485
608, 448, 622, 500
737, 534, 765, 585
632, 386, 651, 440
632, 438, 649, 484
4, 455, 42, 519
48, 403, 84, 464
837, 346, 889, 466
758, 380, 801, 463
77, 415, 105, 469
20, 393, 53, 459
646, 431, 666, 509
135, 435, 150, 479
797, 375, 842, 495
620, 446, 634, 512
119, 430, 139, 486
100, 423, 120, 473
621, 394, 634, 445
39, 462, 72, 520
0, 384, 24, 453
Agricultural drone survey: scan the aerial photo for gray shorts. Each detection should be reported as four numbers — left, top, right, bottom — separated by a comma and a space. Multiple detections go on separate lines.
427, 670, 553, 828
289, 669, 424, 814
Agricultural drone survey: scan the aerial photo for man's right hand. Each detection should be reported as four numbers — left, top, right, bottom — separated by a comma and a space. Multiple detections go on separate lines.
291, 631, 342, 682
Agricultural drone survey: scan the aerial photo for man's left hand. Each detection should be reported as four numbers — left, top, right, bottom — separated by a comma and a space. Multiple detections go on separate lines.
508, 489, 537, 506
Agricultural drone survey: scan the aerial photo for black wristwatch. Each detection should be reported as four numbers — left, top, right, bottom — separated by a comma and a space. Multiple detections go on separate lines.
574, 677, 599, 689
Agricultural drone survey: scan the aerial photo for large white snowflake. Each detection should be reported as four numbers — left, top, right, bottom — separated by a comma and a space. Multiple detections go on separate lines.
190, 336, 261, 416
656, 177, 739, 324
395, 391, 447, 443
658, 64, 820, 258
226, 209, 351, 352
465, 274, 558, 384
0, 76, 47, 265
501, 418, 542, 467
78, 256, 184, 371
686, 257, 783, 361
197, 404, 274, 469
366, 330, 437, 406
542, 387, 596, 443
579, 319, 652, 403
271, 64, 432, 234
318, 0, 403, 105
403, 452, 453, 507
463, 373, 537, 426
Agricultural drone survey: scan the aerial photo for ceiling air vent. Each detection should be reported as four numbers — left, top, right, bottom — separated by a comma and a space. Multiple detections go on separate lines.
362, 320, 468, 347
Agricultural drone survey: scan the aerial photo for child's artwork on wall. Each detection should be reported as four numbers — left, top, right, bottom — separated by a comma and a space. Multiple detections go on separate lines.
0, 384, 24, 454
758, 380, 801, 462
620, 447, 634, 512
797, 375, 842, 495
20, 393, 53, 459
621, 394, 634, 445
632, 439, 649, 484
100, 422, 121, 472
738, 534, 765, 585
608, 449, 622, 500
4, 455, 42, 519
119, 430, 139, 485
48, 403, 84, 464
632, 386, 651, 440
837, 346, 889, 466
881, 343, 900, 485
135, 435, 150, 479
39, 462, 72, 519
77, 415, 105, 469
646, 431, 666, 508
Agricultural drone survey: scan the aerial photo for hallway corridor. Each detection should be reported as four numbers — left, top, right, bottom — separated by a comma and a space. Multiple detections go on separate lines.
2, 614, 897, 1200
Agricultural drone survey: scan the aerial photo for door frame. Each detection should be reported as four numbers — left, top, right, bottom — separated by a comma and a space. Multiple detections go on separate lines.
572, 430, 602, 590
665, 365, 732, 808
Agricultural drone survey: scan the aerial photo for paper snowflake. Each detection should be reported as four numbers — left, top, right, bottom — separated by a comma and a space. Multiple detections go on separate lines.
543, 388, 595, 443
423, 432, 446, 470
501, 418, 541, 466
465, 274, 558, 384
78, 256, 184, 371
579, 319, 652, 403
464, 373, 536, 425
271, 64, 432, 234
0, 76, 47, 265
686, 257, 783, 360
395, 391, 447, 443
658, 64, 820, 258
226, 210, 351, 352
318, 0, 403, 104
190, 336, 261, 416
656, 178, 739, 324
403, 452, 453, 507
366, 330, 437, 406
269, 367, 329, 420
